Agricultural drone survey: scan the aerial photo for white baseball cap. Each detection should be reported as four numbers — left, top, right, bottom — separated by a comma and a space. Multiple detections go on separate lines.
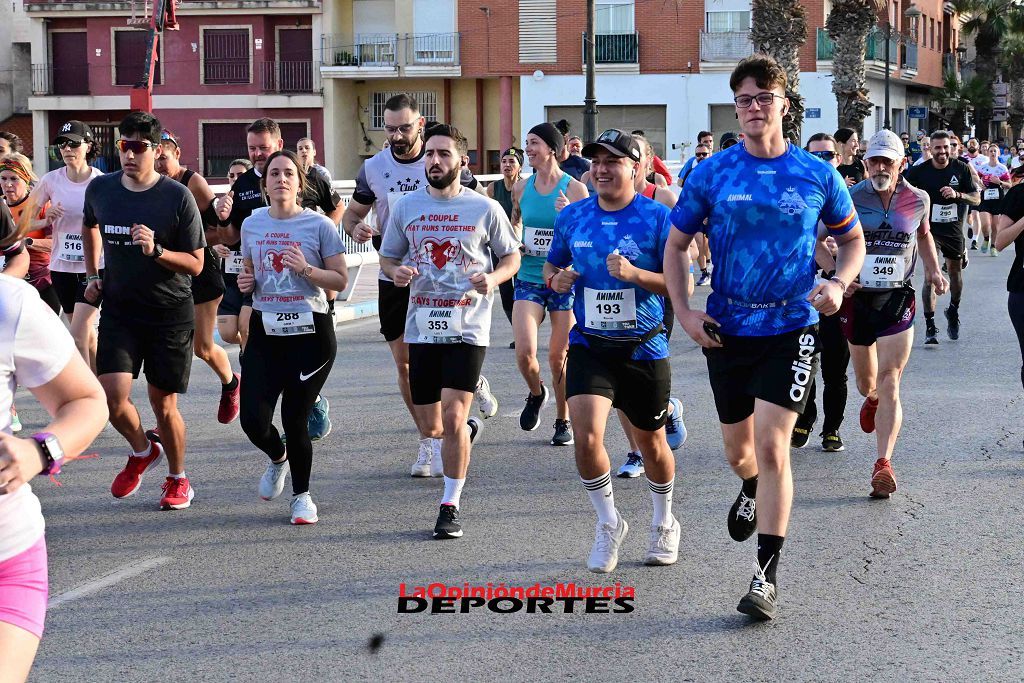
864, 129, 904, 161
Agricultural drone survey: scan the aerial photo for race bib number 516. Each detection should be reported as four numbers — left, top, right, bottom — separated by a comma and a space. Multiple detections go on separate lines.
55, 233, 84, 262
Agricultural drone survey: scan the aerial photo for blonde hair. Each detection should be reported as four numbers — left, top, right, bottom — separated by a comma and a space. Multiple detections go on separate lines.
0, 153, 40, 246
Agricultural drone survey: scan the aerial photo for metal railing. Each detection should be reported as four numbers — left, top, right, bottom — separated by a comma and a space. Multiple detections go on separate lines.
408, 32, 460, 65
817, 28, 903, 65
700, 31, 753, 62
322, 33, 461, 68
943, 52, 957, 75
902, 42, 918, 70
32, 63, 90, 95
866, 31, 899, 63
259, 60, 319, 93
581, 32, 639, 64
817, 28, 834, 60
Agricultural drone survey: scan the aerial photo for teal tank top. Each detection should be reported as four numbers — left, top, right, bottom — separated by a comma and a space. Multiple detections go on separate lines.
518, 172, 571, 284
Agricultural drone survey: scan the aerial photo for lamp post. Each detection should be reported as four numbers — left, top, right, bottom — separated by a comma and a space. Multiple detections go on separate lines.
583, 0, 598, 142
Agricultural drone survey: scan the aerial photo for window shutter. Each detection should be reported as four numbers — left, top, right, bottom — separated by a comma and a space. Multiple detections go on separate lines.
519, 0, 557, 63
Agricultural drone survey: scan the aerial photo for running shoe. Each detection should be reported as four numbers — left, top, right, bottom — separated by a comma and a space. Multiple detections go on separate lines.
587, 511, 628, 573
962, 253, 970, 270
290, 492, 318, 525
509, 341, 515, 349
519, 384, 549, 431
145, 427, 161, 443
696, 270, 711, 287
259, 459, 290, 500
665, 398, 687, 450
411, 439, 432, 478
467, 416, 483, 444
859, 397, 878, 434
111, 439, 165, 498
728, 489, 757, 542
981, 240, 989, 254
869, 458, 898, 498
159, 476, 194, 510
821, 431, 845, 452
925, 319, 939, 345
737, 562, 778, 620
551, 419, 574, 446
970, 238, 978, 250
791, 426, 811, 448
945, 306, 960, 341
9, 407, 21, 433
430, 438, 444, 478
433, 503, 463, 539
616, 451, 644, 478
218, 373, 241, 424
308, 396, 332, 441
991, 247, 999, 257
643, 515, 680, 566
474, 375, 498, 419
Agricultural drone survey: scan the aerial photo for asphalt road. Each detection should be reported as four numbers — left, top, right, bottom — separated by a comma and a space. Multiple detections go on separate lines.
22, 246, 1024, 682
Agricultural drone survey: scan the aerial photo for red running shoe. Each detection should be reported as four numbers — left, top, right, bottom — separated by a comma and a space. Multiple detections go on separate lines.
218, 373, 241, 424
160, 476, 195, 510
111, 440, 165, 498
870, 458, 897, 498
860, 397, 878, 433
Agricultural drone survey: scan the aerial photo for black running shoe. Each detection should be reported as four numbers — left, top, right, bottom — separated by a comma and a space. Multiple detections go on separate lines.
737, 572, 778, 620
551, 418, 574, 446
433, 504, 463, 539
962, 254, 969, 270
790, 426, 811, 448
467, 416, 482, 444
970, 239, 978, 250
727, 490, 757, 542
821, 431, 845, 452
925, 320, 939, 345
945, 306, 960, 341
519, 384, 549, 431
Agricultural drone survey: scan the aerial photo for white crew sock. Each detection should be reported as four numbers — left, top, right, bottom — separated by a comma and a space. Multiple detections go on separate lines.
581, 472, 617, 526
132, 442, 153, 457
647, 477, 675, 527
441, 476, 465, 508
170, 471, 186, 480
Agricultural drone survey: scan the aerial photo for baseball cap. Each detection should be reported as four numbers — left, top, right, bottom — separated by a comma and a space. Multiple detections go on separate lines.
54, 120, 93, 144
720, 131, 739, 149
864, 129, 904, 161
581, 129, 642, 162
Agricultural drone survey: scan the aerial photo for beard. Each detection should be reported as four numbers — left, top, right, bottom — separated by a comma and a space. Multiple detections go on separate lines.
390, 138, 413, 155
870, 173, 893, 192
427, 165, 460, 190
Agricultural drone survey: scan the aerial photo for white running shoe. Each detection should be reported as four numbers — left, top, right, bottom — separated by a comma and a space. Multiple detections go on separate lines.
290, 492, 318, 525
259, 459, 290, 500
411, 439, 432, 477
474, 375, 499, 419
587, 511, 628, 573
467, 416, 483, 444
430, 438, 444, 478
644, 515, 681, 566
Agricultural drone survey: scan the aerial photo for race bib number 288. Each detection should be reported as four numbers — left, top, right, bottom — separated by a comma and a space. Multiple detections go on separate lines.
264, 311, 314, 336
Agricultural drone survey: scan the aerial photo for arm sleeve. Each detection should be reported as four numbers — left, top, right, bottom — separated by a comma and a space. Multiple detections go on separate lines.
14, 292, 76, 389
821, 168, 858, 236
378, 203, 409, 261
547, 209, 573, 268
351, 164, 376, 206
176, 190, 207, 251
318, 215, 345, 259
669, 169, 710, 235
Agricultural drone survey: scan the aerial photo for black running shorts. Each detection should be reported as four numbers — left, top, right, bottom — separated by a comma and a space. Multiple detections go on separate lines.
96, 315, 194, 394
839, 287, 916, 347
930, 226, 966, 261
565, 343, 672, 432
51, 270, 101, 314
218, 274, 252, 317
191, 247, 226, 305
408, 343, 486, 405
703, 325, 820, 424
379, 279, 410, 343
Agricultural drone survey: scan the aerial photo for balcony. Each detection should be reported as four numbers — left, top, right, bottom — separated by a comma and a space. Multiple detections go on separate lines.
321, 32, 461, 78
700, 31, 753, 64
816, 28, 834, 61
260, 61, 319, 94
581, 32, 639, 67
817, 27, 910, 78
900, 42, 918, 78
32, 63, 89, 96
943, 52, 957, 76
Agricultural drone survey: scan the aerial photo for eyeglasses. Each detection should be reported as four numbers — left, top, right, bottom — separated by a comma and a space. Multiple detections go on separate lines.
695, 152, 709, 159
116, 139, 156, 154
384, 123, 416, 135
733, 92, 785, 109
810, 151, 837, 161
56, 140, 82, 150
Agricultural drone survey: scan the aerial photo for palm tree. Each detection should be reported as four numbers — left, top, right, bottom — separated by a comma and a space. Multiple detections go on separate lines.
751, 0, 808, 142
938, 71, 994, 135
826, 0, 885, 134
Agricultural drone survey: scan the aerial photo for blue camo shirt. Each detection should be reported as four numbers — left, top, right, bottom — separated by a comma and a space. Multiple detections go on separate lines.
669, 142, 858, 336
549, 194, 672, 360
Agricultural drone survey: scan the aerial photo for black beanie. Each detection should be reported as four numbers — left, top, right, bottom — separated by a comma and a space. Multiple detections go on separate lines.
529, 123, 565, 157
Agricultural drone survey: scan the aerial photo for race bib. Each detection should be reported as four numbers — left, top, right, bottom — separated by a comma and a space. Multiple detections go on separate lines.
223, 251, 245, 274
263, 310, 314, 336
523, 226, 554, 258
931, 203, 957, 223
984, 188, 1000, 201
416, 307, 463, 343
55, 233, 84, 262
860, 254, 906, 289
584, 287, 637, 330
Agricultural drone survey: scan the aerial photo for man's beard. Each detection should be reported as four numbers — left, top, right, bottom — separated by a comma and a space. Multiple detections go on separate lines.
427, 166, 460, 189
391, 139, 412, 155
870, 173, 893, 192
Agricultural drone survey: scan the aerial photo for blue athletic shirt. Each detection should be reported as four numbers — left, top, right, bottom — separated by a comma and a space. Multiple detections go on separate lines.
669, 142, 858, 337
549, 194, 672, 360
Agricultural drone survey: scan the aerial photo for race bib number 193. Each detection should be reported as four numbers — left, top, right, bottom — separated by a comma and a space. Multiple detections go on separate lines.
583, 287, 637, 330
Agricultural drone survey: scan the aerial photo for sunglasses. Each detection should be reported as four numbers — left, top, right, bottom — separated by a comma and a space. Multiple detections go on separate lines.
160, 131, 179, 148
695, 152, 709, 159
811, 151, 837, 161
56, 139, 83, 150
116, 139, 156, 154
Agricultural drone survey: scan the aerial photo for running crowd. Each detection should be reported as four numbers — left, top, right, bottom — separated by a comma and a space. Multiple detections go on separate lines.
2, 53, 1024, 676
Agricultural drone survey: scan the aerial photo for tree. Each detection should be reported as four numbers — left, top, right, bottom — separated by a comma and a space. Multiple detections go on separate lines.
751, 0, 808, 142
826, 0, 884, 134
938, 71, 994, 135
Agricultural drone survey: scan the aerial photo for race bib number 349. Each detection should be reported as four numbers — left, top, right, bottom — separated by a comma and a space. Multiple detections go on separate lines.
264, 311, 314, 336
860, 254, 906, 289
584, 287, 637, 330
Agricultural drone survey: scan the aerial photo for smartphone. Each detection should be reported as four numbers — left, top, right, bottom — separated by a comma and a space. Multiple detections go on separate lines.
703, 321, 723, 345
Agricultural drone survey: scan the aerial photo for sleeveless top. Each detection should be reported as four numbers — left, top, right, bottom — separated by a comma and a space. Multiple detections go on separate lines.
640, 182, 657, 200
492, 178, 515, 219
519, 172, 571, 284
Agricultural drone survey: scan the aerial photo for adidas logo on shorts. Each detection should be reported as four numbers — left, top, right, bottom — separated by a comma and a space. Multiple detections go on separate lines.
789, 333, 816, 402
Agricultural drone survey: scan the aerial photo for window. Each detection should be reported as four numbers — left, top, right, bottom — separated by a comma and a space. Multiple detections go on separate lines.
370, 91, 438, 129
202, 28, 251, 84
202, 120, 308, 177
930, 18, 935, 50
596, 0, 634, 34
114, 30, 162, 86
706, 11, 751, 33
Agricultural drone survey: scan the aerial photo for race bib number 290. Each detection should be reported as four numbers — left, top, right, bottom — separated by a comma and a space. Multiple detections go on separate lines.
931, 203, 957, 223
264, 311, 314, 336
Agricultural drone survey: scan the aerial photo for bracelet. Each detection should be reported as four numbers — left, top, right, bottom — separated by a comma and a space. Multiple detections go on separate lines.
86, 275, 101, 282
829, 276, 848, 292
546, 273, 556, 290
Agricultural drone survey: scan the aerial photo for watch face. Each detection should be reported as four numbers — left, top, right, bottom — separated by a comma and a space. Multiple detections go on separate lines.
43, 434, 63, 461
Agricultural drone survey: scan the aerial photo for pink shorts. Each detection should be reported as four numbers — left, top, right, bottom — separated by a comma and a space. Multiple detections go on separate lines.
0, 537, 48, 639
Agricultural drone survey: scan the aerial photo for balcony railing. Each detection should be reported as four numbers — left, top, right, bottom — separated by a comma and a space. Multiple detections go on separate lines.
816, 28, 834, 60
581, 32, 639, 64
700, 31, 753, 62
943, 52, 957, 75
323, 33, 397, 67
260, 61, 319, 93
407, 32, 460, 65
32, 63, 89, 96
901, 42, 918, 70
866, 31, 899, 63
816, 28, 903, 65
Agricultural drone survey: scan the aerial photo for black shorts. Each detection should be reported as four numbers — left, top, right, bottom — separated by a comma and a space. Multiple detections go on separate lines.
408, 343, 486, 405
839, 286, 916, 347
703, 325, 820, 424
51, 270, 101, 314
931, 227, 966, 261
565, 343, 672, 432
217, 274, 253, 317
96, 316, 194, 394
192, 248, 226, 305
379, 279, 410, 343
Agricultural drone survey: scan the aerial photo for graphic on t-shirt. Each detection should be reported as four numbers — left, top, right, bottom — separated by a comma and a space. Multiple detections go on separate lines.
779, 187, 808, 215
255, 241, 298, 291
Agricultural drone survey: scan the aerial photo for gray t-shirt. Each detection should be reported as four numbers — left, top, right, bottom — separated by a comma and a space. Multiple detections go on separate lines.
379, 187, 519, 346
241, 207, 345, 314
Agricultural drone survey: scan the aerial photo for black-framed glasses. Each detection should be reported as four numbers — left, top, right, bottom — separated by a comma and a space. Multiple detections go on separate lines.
733, 92, 785, 109
56, 139, 82, 150
116, 139, 156, 154
384, 123, 416, 135
695, 152, 709, 159
810, 151, 837, 161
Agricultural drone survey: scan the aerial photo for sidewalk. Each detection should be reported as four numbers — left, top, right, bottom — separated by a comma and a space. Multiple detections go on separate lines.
334, 263, 380, 323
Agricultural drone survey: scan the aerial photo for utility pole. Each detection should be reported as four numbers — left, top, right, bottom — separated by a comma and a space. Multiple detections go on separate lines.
583, 0, 598, 142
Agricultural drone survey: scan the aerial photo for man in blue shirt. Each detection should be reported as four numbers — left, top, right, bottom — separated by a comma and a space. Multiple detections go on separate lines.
664, 54, 866, 620
544, 129, 679, 574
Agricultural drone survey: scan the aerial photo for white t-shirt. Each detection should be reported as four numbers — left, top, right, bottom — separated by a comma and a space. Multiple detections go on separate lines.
34, 166, 104, 274
0, 276, 76, 562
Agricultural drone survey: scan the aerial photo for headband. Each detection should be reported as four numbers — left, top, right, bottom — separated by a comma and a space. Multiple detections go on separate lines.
0, 160, 32, 185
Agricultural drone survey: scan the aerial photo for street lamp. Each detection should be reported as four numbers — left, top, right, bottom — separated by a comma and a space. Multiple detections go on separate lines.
882, 3, 922, 130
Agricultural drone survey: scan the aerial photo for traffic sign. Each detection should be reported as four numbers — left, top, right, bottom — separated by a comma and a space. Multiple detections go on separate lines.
909, 106, 928, 119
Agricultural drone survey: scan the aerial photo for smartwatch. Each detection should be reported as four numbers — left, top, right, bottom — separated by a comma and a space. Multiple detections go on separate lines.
32, 432, 65, 476
150, 243, 165, 259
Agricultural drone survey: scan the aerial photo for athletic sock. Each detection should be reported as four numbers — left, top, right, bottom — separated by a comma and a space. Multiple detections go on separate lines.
170, 472, 186, 480
222, 375, 239, 392
924, 311, 935, 322
441, 476, 465, 509
756, 534, 785, 585
741, 474, 758, 498
132, 442, 153, 457
581, 472, 617, 526
647, 477, 674, 527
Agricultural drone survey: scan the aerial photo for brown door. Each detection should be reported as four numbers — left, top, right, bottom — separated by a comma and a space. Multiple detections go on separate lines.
278, 28, 312, 93
51, 32, 89, 95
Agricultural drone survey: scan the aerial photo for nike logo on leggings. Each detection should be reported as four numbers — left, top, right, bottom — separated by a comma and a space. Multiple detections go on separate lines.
299, 361, 330, 382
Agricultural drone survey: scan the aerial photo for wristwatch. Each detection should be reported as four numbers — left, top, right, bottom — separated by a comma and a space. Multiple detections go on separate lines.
32, 432, 64, 476
150, 243, 164, 259
300, 265, 313, 279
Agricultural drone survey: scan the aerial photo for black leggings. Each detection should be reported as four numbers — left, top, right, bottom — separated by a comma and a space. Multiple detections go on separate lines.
1010, 292, 1024, 389
797, 313, 850, 433
240, 311, 337, 495
37, 284, 62, 315
491, 251, 514, 324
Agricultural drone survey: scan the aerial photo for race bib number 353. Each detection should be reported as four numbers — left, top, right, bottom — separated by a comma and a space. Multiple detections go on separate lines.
415, 307, 463, 343
583, 287, 637, 330
264, 310, 314, 336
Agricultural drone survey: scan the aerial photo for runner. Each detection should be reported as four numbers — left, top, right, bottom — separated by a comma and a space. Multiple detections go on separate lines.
903, 130, 980, 344
664, 54, 865, 620
213, 158, 252, 347
977, 144, 1010, 256
485, 146, 523, 327
0, 173, 28, 281
342, 94, 497, 477
543, 128, 679, 572
296, 137, 333, 184
0, 154, 57, 314
236, 150, 347, 525
677, 143, 713, 286
677, 131, 715, 187
839, 130, 947, 498
511, 122, 588, 446
156, 130, 240, 424
0, 131, 22, 155
996, 167, 1024, 431
555, 120, 590, 181
0, 265, 107, 683
834, 128, 865, 187
29, 121, 104, 365
379, 124, 520, 539
225, 159, 252, 186
82, 112, 206, 510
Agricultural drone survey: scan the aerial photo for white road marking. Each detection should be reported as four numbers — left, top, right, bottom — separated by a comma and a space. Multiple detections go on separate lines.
49, 556, 172, 609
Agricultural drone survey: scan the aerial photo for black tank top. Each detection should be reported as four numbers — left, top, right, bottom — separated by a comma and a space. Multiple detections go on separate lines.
492, 179, 514, 219
179, 168, 195, 186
